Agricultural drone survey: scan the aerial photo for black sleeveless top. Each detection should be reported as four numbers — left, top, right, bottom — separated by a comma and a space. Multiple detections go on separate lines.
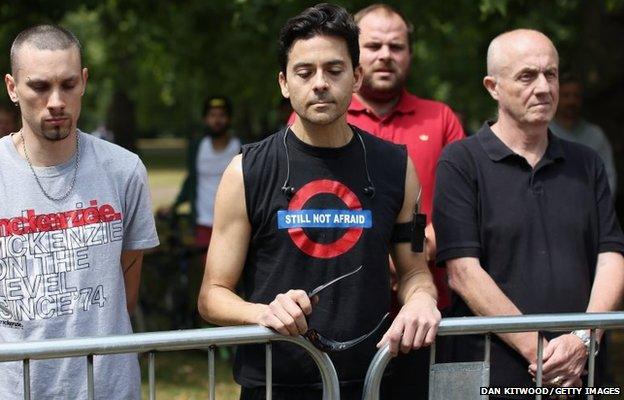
235, 126, 407, 388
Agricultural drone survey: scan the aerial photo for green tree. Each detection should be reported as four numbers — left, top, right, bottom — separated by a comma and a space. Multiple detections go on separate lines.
2, 0, 623, 148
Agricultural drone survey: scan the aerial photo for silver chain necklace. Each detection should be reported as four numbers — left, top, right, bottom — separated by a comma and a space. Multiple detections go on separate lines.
21, 130, 81, 202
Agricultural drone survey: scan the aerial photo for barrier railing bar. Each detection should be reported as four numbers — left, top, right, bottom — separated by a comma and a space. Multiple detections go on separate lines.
266, 343, 272, 400
0, 326, 321, 360
362, 312, 624, 400
484, 333, 491, 363
588, 329, 597, 400
87, 354, 94, 400
148, 351, 155, 400
435, 312, 624, 335
22, 359, 30, 400
536, 332, 544, 400
361, 343, 389, 400
429, 341, 436, 366
0, 326, 340, 400
208, 346, 215, 400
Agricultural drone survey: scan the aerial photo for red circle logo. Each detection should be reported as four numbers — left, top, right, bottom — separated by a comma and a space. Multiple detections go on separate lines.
287, 179, 363, 259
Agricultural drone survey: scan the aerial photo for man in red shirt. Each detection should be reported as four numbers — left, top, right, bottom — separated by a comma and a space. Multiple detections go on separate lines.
353, 4, 464, 399
352, 4, 464, 312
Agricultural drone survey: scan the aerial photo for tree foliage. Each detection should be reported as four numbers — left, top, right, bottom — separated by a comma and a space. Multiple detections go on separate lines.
1, 0, 623, 145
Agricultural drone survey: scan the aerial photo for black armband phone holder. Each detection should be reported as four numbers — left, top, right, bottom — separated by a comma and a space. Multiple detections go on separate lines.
391, 211, 427, 253
391, 222, 411, 243
411, 212, 426, 253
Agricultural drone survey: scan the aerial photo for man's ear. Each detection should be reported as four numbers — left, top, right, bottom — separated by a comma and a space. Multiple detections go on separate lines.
483, 75, 499, 101
353, 65, 363, 93
5, 74, 18, 103
278, 71, 290, 99
81, 67, 89, 96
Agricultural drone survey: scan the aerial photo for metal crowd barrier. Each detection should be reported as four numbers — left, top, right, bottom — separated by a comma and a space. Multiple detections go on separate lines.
0, 325, 340, 400
362, 312, 624, 400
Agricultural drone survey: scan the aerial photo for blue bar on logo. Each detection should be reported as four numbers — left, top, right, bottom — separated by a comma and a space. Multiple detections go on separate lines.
277, 209, 372, 229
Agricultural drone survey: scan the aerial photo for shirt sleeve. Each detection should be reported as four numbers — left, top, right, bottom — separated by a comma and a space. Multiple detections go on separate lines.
433, 144, 481, 264
443, 105, 465, 145
122, 159, 160, 250
594, 156, 624, 254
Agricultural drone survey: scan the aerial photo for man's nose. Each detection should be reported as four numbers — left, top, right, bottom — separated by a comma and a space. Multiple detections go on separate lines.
47, 89, 66, 111
312, 71, 329, 91
534, 73, 551, 94
378, 45, 391, 60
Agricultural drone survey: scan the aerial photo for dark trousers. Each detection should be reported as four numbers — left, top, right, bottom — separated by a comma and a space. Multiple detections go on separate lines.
386, 347, 431, 400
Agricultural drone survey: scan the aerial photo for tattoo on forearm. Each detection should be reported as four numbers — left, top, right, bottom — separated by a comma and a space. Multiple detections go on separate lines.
123, 257, 140, 274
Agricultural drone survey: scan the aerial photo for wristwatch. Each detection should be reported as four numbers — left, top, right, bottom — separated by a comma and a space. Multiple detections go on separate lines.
571, 330, 599, 356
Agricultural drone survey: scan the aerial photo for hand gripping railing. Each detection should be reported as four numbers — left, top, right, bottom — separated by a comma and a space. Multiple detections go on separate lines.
362, 312, 624, 400
0, 326, 341, 400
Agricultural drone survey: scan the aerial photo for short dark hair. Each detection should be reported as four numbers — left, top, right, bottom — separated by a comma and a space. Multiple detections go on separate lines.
10, 24, 82, 75
354, 4, 413, 49
278, 3, 360, 74
202, 96, 232, 118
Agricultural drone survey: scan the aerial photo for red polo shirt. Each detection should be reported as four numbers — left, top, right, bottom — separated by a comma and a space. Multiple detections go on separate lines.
287, 91, 464, 309
348, 91, 464, 309
348, 91, 464, 217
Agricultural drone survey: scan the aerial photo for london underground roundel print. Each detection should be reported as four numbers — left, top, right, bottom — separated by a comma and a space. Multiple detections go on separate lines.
277, 179, 372, 259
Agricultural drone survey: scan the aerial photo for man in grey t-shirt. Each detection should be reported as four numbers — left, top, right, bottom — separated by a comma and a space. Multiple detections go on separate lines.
1, 25, 158, 399
550, 72, 617, 194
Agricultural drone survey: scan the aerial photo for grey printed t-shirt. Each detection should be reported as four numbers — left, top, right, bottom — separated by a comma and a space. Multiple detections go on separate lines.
0, 131, 159, 399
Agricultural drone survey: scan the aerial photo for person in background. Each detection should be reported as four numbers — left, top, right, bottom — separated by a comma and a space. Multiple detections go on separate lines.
351, 4, 465, 398
550, 72, 617, 194
168, 96, 241, 250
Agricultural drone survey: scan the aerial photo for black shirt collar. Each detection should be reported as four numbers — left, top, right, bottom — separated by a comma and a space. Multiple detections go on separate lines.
477, 121, 565, 163
285, 124, 359, 159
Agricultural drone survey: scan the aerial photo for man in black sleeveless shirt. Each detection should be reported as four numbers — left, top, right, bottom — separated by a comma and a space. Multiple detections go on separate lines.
198, 4, 440, 399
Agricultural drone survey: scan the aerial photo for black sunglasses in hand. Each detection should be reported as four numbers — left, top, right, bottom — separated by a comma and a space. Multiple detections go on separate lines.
303, 265, 390, 352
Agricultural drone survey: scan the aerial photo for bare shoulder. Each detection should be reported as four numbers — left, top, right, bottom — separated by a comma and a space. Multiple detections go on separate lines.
225, 153, 243, 176
219, 154, 244, 197
214, 154, 247, 218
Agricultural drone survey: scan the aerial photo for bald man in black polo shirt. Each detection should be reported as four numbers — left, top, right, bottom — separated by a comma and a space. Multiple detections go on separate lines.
433, 29, 624, 398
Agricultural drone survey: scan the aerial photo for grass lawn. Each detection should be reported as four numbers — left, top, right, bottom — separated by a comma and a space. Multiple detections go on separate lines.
140, 351, 240, 400
138, 139, 624, 398
140, 138, 188, 210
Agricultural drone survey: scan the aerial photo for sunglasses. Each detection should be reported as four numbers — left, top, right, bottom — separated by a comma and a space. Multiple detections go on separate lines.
303, 265, 390, 352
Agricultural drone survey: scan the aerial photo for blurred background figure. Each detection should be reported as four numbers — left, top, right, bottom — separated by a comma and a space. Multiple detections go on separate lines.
550, 72, 617, 194
153, 96, 240, 330
0, 102, 18, 137
165, 96, 241, 251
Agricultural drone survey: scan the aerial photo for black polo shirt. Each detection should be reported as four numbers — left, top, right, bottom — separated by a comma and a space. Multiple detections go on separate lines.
432, 122, 624, 390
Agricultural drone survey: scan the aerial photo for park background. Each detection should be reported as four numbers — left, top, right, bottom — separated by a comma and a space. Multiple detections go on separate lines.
1, 0, 624, 398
